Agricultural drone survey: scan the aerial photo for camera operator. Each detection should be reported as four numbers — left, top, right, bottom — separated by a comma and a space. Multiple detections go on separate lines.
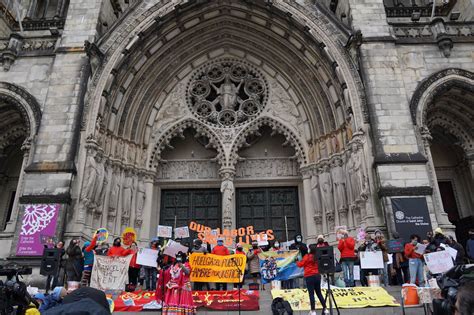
454, 281, 474, 315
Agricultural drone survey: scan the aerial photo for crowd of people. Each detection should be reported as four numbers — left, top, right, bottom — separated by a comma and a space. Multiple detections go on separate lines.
34, 228, 474, 315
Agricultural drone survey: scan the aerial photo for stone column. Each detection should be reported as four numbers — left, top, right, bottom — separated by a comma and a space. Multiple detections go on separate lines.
139, 174, 154, 243
219, 168, 236, 230
466, 149, 474, 183
302, 171, 317, 243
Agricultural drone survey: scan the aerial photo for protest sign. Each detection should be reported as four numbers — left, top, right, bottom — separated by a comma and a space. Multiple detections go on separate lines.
257, 250, 303, 284
163, 240, 188, 258
272, 287, 399, 311
174, 226, 190, 239
445, 247, 458, 260
415, 243, 427, 255
94, 228, 108, 244
16, 204, 60, 256
360, 251, 384, 269
424, 251, 454, 274
335, 226, 347, 241
136, 248, 159, 267
356, 228, 366, 242
387, 239, 404, 253
157, 225, 172, 238
281, 240, 295, 250
189, 253, 246, 283
90, 255, 132, 291
121, 227, 136, 246
257, 234, 268, 246
354, 266, 361, 281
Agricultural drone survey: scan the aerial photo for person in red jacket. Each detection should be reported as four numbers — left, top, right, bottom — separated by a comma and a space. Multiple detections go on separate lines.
404, 234, 424, 286
212, 239, 230, 290
107, 237, 134, 257
337, 230, 356, 287
297, 244, 327, 315
128, 242, 141, 287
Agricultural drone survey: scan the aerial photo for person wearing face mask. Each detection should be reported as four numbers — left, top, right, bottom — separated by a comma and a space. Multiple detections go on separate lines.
212, 239, 230, 290
271, 241, 282, 252
338, 230, 356, 287
162, 251, 196, 315
191, 239, 208, 291
290, 234, 308, 257
316, 235, 329, 248
404, 234, 424, 286
107, 237, 134, 257
65, 239, 83, 282
234, 244, 246, 289
247, 241, 263, 289
466, 229, 474, 263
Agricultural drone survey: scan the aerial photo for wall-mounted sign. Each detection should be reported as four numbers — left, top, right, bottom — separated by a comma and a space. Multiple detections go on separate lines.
392, 198, 433, 242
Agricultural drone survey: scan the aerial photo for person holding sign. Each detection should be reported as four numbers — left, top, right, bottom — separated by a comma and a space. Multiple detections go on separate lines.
247, 241, 262, 290
108, 238, 134, 257
162, 251, 196, 315
404, 234, 425, 286
212, 239, 230, 291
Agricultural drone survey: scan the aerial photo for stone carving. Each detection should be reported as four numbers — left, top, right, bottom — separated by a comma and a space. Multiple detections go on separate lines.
310, 169, 323, 217
346, 144, 364, 204
326, 210, 335, 232
235, 158, 299, 179
331, 157, 348, 213
108, 168, 121, 217
95, 164, 108, 216
187, 59, 267, 127
220, 171, 235, 229
121, 173, 134, 219
266, 81, 303, 136
157, 160, 219, 180
135, 179, 145, 227
82, 151, 105, 211
319, 165, 334, 214
313, 214, 323, 234
154, 83, 188, 136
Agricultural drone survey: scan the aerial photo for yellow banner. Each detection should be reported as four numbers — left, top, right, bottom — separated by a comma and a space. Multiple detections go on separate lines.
272, 287, 400, 310
189, 253, 247, 283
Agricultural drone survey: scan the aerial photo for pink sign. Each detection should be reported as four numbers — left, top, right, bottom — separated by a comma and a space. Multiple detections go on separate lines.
16, 204, 60, 256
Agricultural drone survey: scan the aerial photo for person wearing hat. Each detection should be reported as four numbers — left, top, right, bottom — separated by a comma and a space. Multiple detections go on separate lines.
247, 240, 263, 289
427, 227, 448, 252
212, 239, 230, 290
316, 235, 329, 248
191, 239, 208, 291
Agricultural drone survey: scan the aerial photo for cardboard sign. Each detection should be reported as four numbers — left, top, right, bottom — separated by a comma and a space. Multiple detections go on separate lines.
360, 251, 384, 269
136, 248, 159, 268
90, 255, 132, 291
16, 204, 60, 256
121, 227, 136, 246
174, 226, 190, 239
335, 226, 347, 241
424, 251, 454, 274
163, 240, 188, 258
157, 225, 172, 238
387, 239, 404, 253
94, 228, 109, 244
189, 253, 247, 283
257, 234, 269, 246
392, 198, 433, 243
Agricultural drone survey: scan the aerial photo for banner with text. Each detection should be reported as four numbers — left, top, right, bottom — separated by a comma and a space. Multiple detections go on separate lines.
90, 255, 132, 291
189, 253, 246, 283
272, 287, 399, 311
258, 250, 303, 284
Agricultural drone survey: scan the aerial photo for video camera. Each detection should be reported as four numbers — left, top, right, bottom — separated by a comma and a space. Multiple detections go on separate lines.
433, 264, 474, 315
0, 265, 34, 315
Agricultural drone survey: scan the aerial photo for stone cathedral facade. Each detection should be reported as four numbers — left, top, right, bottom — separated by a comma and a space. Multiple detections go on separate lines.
0, 0, 473, 266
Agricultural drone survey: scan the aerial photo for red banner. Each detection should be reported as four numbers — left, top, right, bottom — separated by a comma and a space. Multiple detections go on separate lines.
113, 290, 259, 312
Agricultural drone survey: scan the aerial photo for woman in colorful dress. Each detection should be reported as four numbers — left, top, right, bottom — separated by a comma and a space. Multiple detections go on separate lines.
162, 251, 196, 315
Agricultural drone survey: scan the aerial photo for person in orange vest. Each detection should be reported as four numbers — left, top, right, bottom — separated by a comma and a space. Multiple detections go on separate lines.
212, 239, 230, 290
404, 234, 424, 286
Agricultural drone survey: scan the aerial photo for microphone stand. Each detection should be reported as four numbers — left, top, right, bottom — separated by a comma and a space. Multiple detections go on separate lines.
230, 257, 242, 315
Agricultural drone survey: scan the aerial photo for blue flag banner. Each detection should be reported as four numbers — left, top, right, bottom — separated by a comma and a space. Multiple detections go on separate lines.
258, 250, 303, 284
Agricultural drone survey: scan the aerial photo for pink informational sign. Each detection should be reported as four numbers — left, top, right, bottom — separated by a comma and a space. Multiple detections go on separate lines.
16, 204, 60, 256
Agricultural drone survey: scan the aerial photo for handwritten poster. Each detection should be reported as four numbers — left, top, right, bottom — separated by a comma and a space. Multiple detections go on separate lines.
90, 255, 132, 290
157, 225, 173, 238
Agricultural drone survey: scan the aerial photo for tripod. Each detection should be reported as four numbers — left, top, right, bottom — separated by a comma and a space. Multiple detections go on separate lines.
323, 273, 340, 315
230, 257, 243, 315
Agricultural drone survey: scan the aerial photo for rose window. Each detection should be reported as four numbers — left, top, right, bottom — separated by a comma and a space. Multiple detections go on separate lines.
187, 59, 268, 127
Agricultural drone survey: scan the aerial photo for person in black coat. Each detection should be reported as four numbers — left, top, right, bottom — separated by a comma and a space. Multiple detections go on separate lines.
447, 236, 465, 265
65, 239, 83, 282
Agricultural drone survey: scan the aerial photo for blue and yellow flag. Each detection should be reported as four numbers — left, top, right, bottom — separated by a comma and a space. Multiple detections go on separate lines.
258, 250, 303, 284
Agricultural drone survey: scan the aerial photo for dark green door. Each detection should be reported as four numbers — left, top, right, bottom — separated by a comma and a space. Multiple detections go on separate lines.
160, 189, 221, 240
236, 187, 300, 242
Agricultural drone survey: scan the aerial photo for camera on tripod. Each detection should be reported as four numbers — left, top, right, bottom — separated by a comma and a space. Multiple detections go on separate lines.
0, 265, 34, 315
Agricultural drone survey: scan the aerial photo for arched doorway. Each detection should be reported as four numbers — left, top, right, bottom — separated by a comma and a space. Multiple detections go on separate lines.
78, 0, 373, 244
413, 69, 474, 248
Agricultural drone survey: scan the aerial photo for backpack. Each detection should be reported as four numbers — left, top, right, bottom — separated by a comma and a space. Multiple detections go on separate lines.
271, 297, 293, 315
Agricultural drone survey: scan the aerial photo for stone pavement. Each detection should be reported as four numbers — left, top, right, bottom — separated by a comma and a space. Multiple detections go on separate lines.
115, 286, 428, 315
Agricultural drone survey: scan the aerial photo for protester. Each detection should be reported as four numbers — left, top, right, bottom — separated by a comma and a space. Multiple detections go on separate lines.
404, 234, 424, 286
46, 241, 65, 292
290, 234, 308, 257
358, 233, 379, 286
454, 281, 474, 315
316, 235, 329, 248
144, 240, 160, 291
190, 239, 208, 291
247, 240, 263, 290
271, 240, 283, 252
212, 239, 230, 291
467, 229, 474, 262
375, 230, 389, 286
81, 238, 97, 287
234, 243, 246, 289
155, 250, 171, 307
391, 232, 409, 285
162, 251, 196, 315
107, 237, 134, 257
427, 228, 448, 252
296, 244, 328, 315
447, 236, 465, 265
65, 239, 83, 282
33, 287, 67, 313
128, 242, 141, 288
337, 230, 356, 287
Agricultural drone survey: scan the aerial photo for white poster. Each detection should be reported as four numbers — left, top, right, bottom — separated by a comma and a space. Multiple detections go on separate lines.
257, 234, 269, 246
136, 248, 159, 267
360, 251, 384, 269
415, 244, 427, 255
163, 240, 189, 258
174, 226, 190, 239
424, 251, 454, 274
90, 255, 132, 291
157, 225, 173, 238
354, 265, 361, 281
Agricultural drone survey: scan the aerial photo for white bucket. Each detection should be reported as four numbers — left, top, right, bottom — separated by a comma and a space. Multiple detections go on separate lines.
367, 275, 381, 287
271, 280, 281, 290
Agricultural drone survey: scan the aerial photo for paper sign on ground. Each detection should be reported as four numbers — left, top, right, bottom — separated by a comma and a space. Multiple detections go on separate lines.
424, 251, 454, 274
163, 240, 188, 258
360, 251, 384, 269
136, 248, 159, 267
174, 226, 190, 239
157, 225, 172, 238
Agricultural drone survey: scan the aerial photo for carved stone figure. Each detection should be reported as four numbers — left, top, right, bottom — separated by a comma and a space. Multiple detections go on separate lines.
154, 83, 187, 135
220, 171, 235, 228
268, 82, 303, 135
122, 173, 134, 218
326, 210, 335, 232
347, 143, 365, 203
314, 215, 323, 234
135, 179, 145, 227
211, 71, 243, 110
83, 151, 105, 211
319, 165, 334, 214
331, 157, 348, 212
108, 168, 121, 216
310, 169, 323, 215
95, 164, 108, 216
